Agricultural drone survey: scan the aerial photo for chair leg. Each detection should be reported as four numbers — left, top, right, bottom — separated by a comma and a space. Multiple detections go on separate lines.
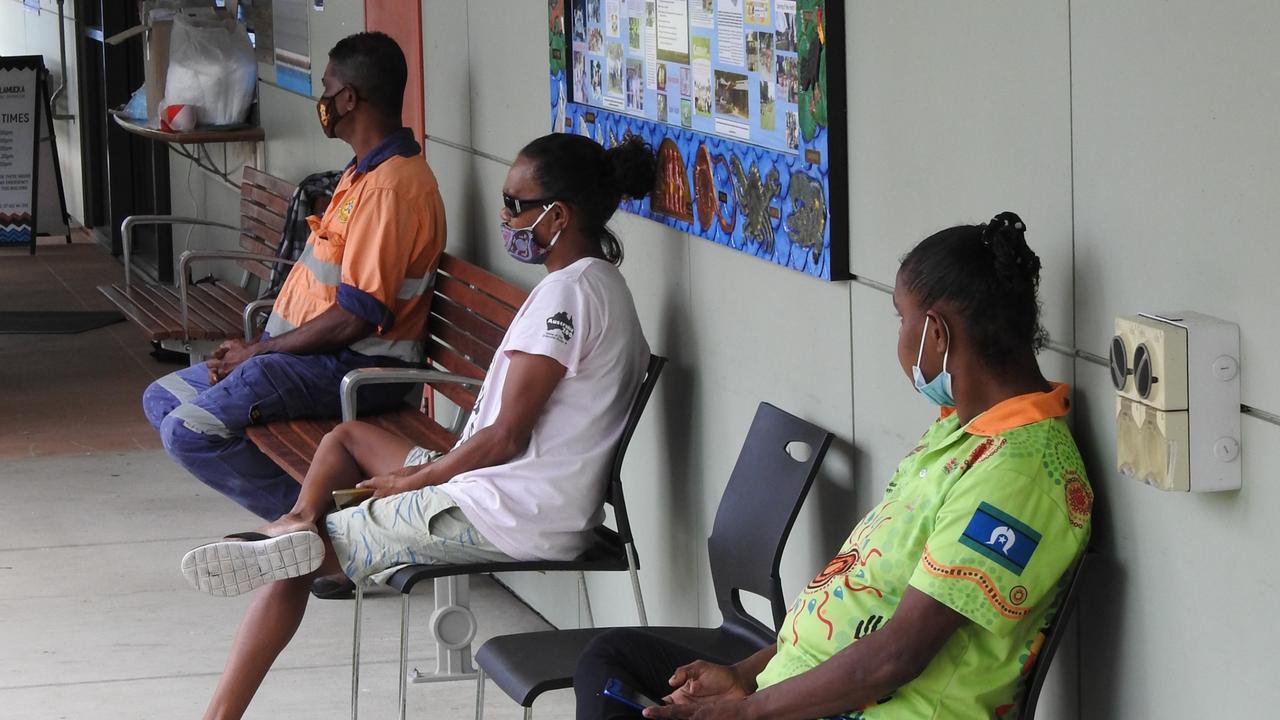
523, 707, 533, 720
474, 666, 486, 720
350, 585, 364, 720
625, 542, 648, 626
577, 571, 595, 628
399, 593, 411, 720
408, 575, 479, 683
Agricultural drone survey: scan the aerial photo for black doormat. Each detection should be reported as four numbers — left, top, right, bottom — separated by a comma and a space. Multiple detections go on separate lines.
0, 311, 126, 334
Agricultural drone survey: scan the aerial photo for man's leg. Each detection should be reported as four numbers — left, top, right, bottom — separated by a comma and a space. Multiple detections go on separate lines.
157, 352, 408, 520
142, 363, 213, 430
574, 629, 720, 720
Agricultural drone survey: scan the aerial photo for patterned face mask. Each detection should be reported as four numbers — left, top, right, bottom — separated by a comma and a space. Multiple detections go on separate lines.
501, 203, 560, 264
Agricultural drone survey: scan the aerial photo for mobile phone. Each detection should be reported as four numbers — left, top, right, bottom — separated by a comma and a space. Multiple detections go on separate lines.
602, 678, 662, 711
332, 487, 375, 509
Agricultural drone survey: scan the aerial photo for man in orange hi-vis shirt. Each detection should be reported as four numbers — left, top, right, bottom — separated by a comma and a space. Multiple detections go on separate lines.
142, 32, 445, 525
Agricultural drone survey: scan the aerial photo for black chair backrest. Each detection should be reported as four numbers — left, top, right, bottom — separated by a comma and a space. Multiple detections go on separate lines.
707, 402, 834, 645
603, 354, 667, 558
1020, 549, 1094, 719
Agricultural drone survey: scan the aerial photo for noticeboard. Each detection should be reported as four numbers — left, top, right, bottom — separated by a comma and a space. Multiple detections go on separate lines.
549, 0, 846, 281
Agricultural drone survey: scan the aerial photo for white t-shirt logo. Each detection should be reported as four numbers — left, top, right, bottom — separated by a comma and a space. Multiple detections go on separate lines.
544, 311, 575, 343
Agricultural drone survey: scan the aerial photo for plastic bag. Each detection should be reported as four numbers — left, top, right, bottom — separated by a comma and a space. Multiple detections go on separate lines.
123, 84, 148, 120
162, 13, 256, 127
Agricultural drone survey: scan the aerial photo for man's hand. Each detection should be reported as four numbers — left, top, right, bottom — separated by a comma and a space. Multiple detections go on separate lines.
356, 464, 429, 498
206, 339, 259, 384
661, 660, 753, 707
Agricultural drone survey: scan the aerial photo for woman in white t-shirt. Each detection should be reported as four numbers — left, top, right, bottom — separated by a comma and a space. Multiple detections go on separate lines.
179, 133, 655, 720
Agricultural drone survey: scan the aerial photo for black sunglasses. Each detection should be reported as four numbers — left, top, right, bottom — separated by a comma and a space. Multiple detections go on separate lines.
502, 193, 555, 216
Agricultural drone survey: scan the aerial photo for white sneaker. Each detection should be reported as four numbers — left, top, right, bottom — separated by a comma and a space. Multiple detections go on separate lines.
181, 531, 325, 597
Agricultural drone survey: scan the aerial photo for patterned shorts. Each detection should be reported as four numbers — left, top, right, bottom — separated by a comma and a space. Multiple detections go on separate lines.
324, 447, 509, 586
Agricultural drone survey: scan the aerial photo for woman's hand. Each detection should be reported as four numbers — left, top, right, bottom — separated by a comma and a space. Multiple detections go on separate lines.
643, 699, 753, 720
661, 660, 753, 707
356, 464, 428, 498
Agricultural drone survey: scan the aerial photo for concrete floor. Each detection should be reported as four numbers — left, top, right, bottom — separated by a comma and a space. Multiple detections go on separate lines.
0, 238, 574, 719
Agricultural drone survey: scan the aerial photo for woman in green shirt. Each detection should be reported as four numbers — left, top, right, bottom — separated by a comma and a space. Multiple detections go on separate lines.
575, 211, 1093, 720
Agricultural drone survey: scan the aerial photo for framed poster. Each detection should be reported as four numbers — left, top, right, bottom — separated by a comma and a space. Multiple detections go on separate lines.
550, 0, 847, 281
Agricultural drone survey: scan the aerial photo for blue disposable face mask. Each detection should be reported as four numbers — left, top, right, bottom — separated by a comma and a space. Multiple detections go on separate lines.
912, 315, 956, 407
501, 204, 560, 264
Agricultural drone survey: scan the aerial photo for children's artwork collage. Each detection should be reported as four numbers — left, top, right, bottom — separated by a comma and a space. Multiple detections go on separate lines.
550, 0, 845, 281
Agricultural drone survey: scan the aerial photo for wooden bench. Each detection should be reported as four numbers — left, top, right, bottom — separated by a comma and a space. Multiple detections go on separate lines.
97, 166, 302, 357
245, 252, 529, 481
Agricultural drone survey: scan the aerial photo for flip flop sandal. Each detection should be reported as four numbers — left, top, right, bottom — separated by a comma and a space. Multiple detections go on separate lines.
310, 572, 357, 600
181, 530, 325, 598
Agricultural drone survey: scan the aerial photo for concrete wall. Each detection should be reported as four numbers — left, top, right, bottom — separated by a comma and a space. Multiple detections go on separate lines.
0, 0, 86, 225
12, 0, 1274, 715
421, 2, 1280, 718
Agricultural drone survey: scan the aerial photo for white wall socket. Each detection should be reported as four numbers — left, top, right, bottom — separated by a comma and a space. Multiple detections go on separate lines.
1112, 311, 1241, 492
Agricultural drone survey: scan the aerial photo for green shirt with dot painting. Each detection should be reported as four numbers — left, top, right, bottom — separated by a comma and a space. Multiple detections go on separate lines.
754, 383, 1093, 719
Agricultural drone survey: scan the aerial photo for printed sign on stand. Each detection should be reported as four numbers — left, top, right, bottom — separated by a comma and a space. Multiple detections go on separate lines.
0, 55, 69, 254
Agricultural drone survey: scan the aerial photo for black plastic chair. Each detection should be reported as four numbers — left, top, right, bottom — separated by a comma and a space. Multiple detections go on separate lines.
348, 354, 666, 720
471, 402, 835, 719
1020, 549, 1095, 719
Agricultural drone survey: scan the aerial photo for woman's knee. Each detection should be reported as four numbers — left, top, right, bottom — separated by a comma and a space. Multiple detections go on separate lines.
577, 628, 649, 673
319, 420, 374, 454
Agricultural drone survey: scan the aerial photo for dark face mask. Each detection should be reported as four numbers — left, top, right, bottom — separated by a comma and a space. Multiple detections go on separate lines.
316, 86, 353, 138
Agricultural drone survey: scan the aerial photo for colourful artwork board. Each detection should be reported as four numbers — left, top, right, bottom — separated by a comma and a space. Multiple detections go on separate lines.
549, 0, 847, 280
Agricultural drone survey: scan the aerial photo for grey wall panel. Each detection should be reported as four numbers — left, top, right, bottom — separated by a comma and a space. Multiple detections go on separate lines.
846, 1, 1074, 351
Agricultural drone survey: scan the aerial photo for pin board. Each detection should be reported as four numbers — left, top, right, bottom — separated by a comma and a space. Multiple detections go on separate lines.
549, 0, 847, 281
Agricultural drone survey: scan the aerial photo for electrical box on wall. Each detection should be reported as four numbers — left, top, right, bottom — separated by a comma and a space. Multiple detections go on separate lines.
1110, 312, 1241, 492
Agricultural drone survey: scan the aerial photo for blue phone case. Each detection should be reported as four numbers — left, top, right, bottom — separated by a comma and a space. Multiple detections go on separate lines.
603, 677, 661, 710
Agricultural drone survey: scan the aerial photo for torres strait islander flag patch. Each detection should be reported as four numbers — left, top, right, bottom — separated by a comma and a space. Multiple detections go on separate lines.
958, 502, 1041, 576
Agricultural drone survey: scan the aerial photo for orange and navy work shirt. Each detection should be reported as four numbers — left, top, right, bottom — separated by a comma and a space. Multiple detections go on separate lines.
755, 383, 1093, 719
265, 128, 446, 363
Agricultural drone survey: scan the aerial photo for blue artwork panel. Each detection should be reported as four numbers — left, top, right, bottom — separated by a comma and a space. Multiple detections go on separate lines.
549, 0, 847, 281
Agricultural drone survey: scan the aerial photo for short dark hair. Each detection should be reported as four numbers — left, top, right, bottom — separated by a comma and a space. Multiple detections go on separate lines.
328, 31, 407, 120
517, 133, 656, 266
899, 211, 1047, 367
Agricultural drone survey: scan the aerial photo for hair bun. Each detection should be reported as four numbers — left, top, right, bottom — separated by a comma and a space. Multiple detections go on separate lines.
982, 210, 1041, 291
604, 136, 657, 200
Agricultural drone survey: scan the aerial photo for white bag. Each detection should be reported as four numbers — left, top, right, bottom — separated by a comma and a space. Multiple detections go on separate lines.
163, 13, 257, 127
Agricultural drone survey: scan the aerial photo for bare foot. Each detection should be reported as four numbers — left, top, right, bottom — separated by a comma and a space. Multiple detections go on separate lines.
244, 512, 318, 539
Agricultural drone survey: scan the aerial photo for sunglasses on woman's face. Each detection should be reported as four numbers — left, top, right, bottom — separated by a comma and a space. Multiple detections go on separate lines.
502, 193, 555, 216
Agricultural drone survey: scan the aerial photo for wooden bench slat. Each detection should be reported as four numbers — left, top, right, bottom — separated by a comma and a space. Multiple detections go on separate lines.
426, 338, 487, 381
243, 185, 290, 216
431, 295, 507, 350
243, 166, 298, 200
132, 283, 221, 339
435, 274, 518, 328
239, 233, 279, 255
242, 215, 280, 249
239, 198, 287, 234
202, 282, 257, 315
245, 424, 314, 481
440, 254, 528, 310
98, 285, 179, 341
186, 288, 248, 335
433, 316, 497, 368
